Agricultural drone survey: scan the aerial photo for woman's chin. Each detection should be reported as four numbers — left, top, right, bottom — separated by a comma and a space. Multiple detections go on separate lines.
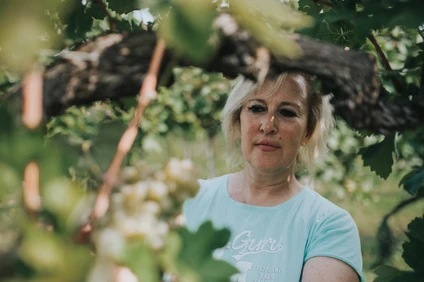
249, 160, 289, 172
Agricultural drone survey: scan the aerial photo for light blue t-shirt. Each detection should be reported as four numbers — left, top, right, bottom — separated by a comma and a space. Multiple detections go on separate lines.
183, 174, 365, 282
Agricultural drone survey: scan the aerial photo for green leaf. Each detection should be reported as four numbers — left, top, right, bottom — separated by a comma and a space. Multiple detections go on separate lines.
90, 121, 127, 171
373, 265, 403, 282
175, 222, 238, 282
0, 162, 20, 203
178, 221, 231, 264
119, 240, 160, 282
316, 20, 366, 49
106, 0, 138, 14
399, 167, 424, 196
373, 265, 421, 282
0, 105, 14, 137
359, 135, 396, 180
159, 0, 216, 63
115, 16, 136, 33
299, 0, 330, 14
402, 216, 424, 273
64, 2, 95, 42
230, 0, 313, 59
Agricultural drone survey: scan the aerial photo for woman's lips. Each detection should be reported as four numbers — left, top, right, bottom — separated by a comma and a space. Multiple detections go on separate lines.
255, 143, 280, 151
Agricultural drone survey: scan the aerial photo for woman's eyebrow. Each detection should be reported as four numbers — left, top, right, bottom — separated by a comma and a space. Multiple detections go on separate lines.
279, 101, 301, 111
248, 99, 302, 111
247, 98, 266, 103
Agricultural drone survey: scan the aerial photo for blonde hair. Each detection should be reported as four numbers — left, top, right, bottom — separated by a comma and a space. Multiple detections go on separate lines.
221, 73, 334, 174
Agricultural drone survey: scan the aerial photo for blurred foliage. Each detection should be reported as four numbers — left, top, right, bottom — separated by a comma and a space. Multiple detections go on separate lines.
0, 0, 424, 281
374, 216, 424, 282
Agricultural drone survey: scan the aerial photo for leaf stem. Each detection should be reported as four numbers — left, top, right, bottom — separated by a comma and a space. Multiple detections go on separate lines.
374, 195, 422, 264
91, 38, 166, 220
366, 34, 403, 94
93, 0, 116, 32
383, 195, 421, 220
312, 0, 403, 94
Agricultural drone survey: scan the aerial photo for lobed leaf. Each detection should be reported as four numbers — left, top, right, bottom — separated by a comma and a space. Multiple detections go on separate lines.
174, 221, 238, 282
63, 2, 96, 42
373, 265, 421, 282
373, 265, 403, 282
402, 216, 424, 273
159, 0, 216, 63
118, 240, 160, 282
106, 0, 139, 14
359, 135, 396, 180
399, 167, 424, 196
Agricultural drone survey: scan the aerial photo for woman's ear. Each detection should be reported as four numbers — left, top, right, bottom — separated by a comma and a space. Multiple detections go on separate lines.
301, 132, 311, 147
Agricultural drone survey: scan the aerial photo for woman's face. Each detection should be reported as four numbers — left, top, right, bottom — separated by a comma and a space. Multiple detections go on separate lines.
239, 75, 310, 172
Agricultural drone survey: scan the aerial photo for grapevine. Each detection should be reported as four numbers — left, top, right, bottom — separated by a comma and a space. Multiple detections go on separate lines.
90, 159, 199, 281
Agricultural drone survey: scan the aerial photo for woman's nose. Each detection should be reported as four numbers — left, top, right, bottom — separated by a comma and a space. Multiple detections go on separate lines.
260, 114, 277, 133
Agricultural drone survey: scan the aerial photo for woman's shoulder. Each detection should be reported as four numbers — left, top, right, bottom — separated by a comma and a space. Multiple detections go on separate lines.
183, 174, 230, 230
300, 187, 355, 226
198, 174, 230, 188
301, 188, 363, 281
184, 174, 230, 207
196, 174, 230, 198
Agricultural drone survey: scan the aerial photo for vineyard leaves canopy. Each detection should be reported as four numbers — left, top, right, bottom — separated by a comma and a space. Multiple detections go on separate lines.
0, 0, 424, 282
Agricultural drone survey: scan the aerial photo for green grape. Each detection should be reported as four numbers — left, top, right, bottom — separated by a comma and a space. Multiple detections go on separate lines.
87, 258, 115, 282
97, 158, 198, 254
156, 220, 169, 237
159, 197, 175, 214
147, 180, 169, 202
147, 235, 165, 251
116, 217, 141, 237
94, 228, 125, 259
119, 166, 141, 183
164, 158, 199, 196
142, 200, 161, 216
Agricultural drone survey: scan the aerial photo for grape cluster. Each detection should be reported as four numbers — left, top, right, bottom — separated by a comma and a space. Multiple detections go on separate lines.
94, 158, 199, 252
89, 159, 199, 281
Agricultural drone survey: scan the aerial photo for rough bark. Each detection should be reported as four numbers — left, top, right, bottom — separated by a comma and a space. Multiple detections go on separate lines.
6, 13, 424, 135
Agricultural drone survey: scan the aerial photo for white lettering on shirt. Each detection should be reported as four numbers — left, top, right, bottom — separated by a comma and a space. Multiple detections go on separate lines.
227, 230, 284, 261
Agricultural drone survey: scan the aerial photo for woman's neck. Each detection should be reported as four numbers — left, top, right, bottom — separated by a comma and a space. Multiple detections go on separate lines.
229, 166, 303, 206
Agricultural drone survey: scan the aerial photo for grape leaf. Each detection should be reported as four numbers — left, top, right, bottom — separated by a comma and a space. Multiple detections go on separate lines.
404, 47, 424, 70
90, 121, 127, 171
298, 0, 323, 14
399, 167, 424, 196
115, 16, 137, 33
364, 0, 424, 30
175, 221, 238, 282
359, 135, 396, 180
373, 265, 403, 282
118, 240, 159, 282
317, 20, 366, 48
63, 2, 95, 42
402, 216, 424, 273
0, 105, 13, 137
373, 265, 421, 282
106, 0, 138, 14
159, 0, 216, 63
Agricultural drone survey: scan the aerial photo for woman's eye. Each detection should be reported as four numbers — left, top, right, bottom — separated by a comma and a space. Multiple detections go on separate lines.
247, 105, 265, 113
279, 109, 297, 118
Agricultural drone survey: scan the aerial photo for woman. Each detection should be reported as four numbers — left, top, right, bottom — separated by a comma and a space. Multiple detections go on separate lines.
184, 73, 364, 282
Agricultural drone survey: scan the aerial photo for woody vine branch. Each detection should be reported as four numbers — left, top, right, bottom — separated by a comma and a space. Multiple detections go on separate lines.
92, 38, 166, 220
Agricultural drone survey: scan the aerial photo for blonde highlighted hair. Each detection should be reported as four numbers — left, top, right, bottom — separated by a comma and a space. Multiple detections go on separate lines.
221, 73, 334, 173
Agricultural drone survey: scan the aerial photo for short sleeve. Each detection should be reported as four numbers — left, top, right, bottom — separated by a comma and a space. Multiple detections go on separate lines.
183, 178, 219, 231
305, 209, 365, 282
